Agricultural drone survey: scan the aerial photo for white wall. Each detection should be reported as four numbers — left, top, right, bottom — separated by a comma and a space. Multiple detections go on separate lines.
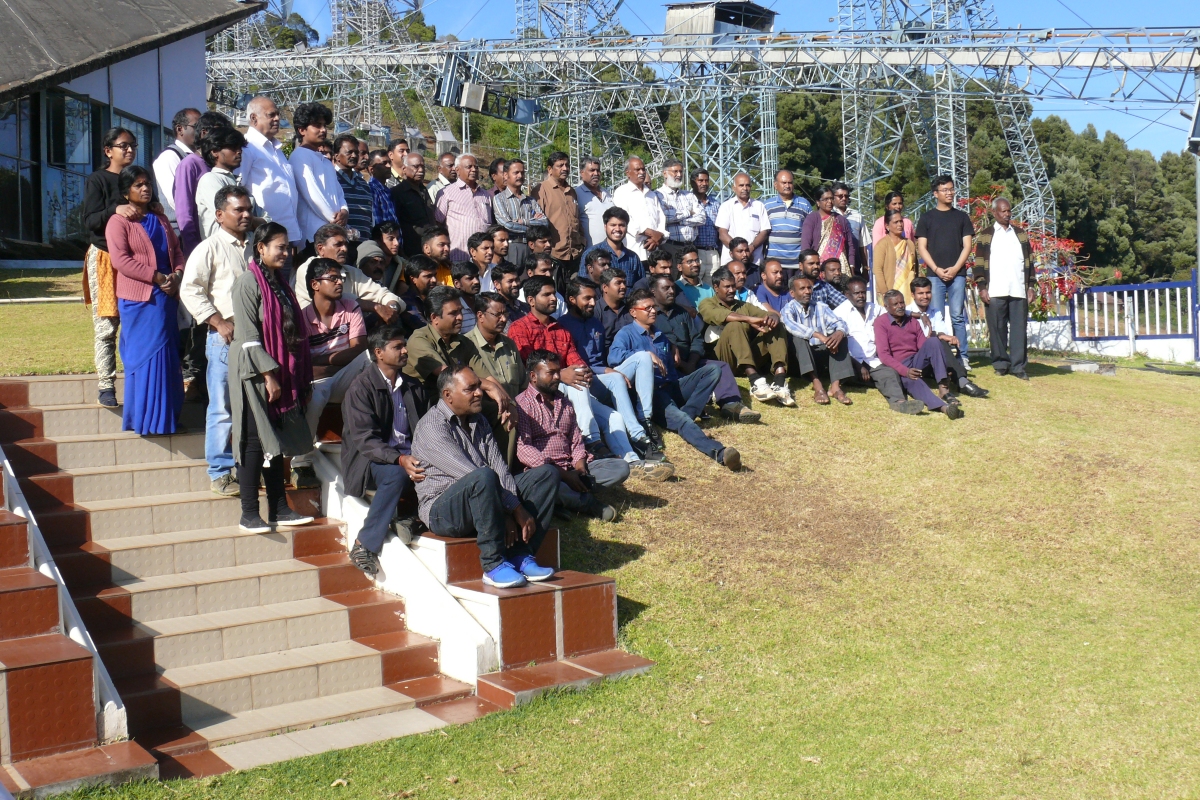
1029, 319, 1197, 364
56, 31, 208, 128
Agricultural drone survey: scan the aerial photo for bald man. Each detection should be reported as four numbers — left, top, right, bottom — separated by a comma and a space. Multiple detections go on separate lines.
716, 171, 771, 267
763, 169, 812, 279
612, 156, 667, 260
239, 96, 301, 246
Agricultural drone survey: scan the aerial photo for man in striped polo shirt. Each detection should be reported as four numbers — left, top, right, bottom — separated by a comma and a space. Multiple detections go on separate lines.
762, 169, 811, 282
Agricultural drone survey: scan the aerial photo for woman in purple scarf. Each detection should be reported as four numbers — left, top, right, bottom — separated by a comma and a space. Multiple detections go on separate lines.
229, 222, 318, 533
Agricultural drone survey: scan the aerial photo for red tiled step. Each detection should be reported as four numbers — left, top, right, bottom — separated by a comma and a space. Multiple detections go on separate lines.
355, 630, 441, 684
136, 726, 208, 759
113, 674, 182, 736
385, 675, 473, 707
476, 661, 602, 709
325, 588, 406, 638
0, 408, 43, 443
157, 749, 231, 781
8, 740, 157, 795
423, 695, 503, 725
297, 552, 374, 595
0, 634, 96, 761
0, 567, 60, 640
0, 510, 30, 570
3, 438, 58, 478
0, 379, 29, 410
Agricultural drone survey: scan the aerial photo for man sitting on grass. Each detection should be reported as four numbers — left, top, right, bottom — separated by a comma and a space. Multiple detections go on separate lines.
516, 349, 630, 522
908, 276, 988, 399
699, 267, 792, 407
874, 290, 963, 419
413, 365, 559, 588
781, 274, 853, 406
833, 278, 924, 415
342, 326, 431, 576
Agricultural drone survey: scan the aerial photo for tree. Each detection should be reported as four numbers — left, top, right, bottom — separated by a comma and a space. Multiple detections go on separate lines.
265, 13, 319, 49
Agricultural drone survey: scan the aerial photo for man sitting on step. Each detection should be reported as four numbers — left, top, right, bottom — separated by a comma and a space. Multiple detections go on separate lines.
290, 258, 369, 489
412, 365, 559, 589
342, 326, 431, 576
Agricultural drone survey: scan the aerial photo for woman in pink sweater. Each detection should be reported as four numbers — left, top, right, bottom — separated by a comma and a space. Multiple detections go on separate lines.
106, 166, 186, 435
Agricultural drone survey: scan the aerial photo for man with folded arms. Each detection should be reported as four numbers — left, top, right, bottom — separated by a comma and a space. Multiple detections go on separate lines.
781, 274, 853, 406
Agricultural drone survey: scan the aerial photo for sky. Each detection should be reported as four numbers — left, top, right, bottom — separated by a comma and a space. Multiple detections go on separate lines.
289, 0, 1197, 157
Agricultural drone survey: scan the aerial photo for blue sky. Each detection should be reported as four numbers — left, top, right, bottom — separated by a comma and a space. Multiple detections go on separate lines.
290, 0, 1196, 157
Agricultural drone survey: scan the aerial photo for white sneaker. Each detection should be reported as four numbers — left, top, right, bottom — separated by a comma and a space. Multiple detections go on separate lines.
750, 377, 774, 402
773, 382, 796, 407
961, 357, 972, 373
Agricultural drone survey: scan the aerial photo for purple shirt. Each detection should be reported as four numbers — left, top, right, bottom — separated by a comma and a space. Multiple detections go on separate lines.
873, 312, 929, 375
174, 153, 210, 257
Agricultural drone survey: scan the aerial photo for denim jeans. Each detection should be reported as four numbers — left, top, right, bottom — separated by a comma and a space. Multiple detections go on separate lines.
204, 330, 235, 481
359, 462, 412, 554
563, 383, 635, 462
612, 351, 655, 426
929, 272, 968, 355
595, 370, 648, 443
652, 363, 724, 460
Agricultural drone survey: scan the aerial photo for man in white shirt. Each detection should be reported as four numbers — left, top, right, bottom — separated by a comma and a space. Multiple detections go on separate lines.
657, 159, 705, 257
833, 277, 923, 414
289, 102, 349, 248
239, 96, 301, 247
715, 172, 771, 266
908, 276, 989, 398
575, 157, 614, 249
180, 185, 254, 496
611, 156, 667, 260
975, 197, 1035, 380
195, 127, 254, 241
292, 224, 403, 325
152, 108, 200, 231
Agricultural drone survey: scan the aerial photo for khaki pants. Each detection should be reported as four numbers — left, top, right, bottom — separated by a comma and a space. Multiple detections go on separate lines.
86, 247, 119, 392
709, 321, 788, 376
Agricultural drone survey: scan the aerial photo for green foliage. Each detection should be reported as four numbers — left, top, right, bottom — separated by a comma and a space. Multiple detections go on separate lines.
264, 13, 319, 49
776, 93, 843, 195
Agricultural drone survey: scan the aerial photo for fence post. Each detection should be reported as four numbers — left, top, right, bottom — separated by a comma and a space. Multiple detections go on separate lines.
1192, 267, 1198, 363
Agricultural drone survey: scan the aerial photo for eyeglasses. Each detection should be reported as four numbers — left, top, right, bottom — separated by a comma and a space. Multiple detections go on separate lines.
631, 305, 658, 314
110, 142, 138, 151
319, 274, 346, 283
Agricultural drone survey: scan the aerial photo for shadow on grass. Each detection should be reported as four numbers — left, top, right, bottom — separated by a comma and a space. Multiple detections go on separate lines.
616, 594, 648, 629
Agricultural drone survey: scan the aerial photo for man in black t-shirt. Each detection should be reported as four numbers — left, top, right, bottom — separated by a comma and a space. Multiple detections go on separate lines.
915, 175, 975, 372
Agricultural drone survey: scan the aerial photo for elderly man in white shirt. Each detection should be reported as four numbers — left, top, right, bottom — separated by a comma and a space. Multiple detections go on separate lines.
181, 184, 255, 496
575, 157, 614, 249
239, 96, 301, 248
833, 276, 923, 414
976, 196, 1035, 380
715, 171, 771, 266
611, 156, 667, 260
657, 158, 706, 256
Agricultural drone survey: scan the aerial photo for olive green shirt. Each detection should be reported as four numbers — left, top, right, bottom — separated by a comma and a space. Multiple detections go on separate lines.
465, 325, 526, 402
403, 324, 476, 393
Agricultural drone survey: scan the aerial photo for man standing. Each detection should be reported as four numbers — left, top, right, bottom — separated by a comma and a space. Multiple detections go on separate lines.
365, 149, 399, 228
832, 278, 924, 414
174, 110, 231, 257
762, 169, 811, 280
491, 158, 546, 269
290, 103, 347, 249
532, 151, 584, 288
180, 185, 254, 496
975, 197, 1034, 380
391, 152, 436, 258
332, 134, 375, 245
874, 290, 963, 418
464, 291, 526, 461
657, 159, 706, 259
240, 96, 301, 247
153, 108, 200, 231
575, 157, 613, 249
689, 168, 723, 283
699, 267, 792, 407
436, 154, 493, 262
385, 139, 410, 187
195, 128, 253, 241
517, 350, 630, 522
782, 274, 853, 406
341, 326, 430, 577
716, 172, 770, 267
611, 290, 741, 472
427, 152, 457, 203
915, 175, 975, 372
578, 207, 644, 286
612, 157, 667, 260
412, 365, 558, 588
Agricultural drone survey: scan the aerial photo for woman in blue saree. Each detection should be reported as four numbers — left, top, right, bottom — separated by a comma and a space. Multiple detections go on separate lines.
106, 165, 186, 434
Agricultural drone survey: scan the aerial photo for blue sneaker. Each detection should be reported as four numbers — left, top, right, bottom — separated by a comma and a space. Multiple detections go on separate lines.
483, 561, 527, 588
517, 556, 555, 582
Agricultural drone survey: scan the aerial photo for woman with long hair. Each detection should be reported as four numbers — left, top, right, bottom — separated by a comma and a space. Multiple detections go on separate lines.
873, 209, 918, 306
800, 185, 858, 279
81, 127, 141, 407
229, 222, 317, 532
105, 166, 186, 434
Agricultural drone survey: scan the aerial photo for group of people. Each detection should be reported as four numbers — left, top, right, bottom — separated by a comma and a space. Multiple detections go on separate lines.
78, 95, 1035, 589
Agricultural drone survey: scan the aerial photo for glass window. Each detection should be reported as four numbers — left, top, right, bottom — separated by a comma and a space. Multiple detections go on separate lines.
0, 97, 38, 241
0, 102, 18, 158
47, 93, 92, 168
43, 167, 86, 241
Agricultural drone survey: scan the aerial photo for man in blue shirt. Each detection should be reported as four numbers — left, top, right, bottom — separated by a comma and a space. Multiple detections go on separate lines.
559, 277, 667, 462
610, 288, 742, 472
762, 169, 811, 279
579, 206, 645, 286
754, 259, 791, 314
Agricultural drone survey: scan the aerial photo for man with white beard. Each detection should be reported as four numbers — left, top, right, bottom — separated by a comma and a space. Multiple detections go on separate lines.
656, 159, 707, 261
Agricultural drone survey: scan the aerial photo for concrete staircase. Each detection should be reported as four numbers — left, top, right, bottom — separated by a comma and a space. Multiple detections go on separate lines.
0, 375, 651, 786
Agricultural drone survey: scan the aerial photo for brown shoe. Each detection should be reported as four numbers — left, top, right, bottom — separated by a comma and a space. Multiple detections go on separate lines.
813, 388, 830, 405
832, 391, 852, 406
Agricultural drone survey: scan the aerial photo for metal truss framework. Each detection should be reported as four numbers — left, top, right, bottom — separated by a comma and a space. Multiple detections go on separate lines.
209, 24, 1200, 223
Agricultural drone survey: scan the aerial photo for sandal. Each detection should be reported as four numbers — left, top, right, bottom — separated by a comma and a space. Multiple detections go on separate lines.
832, 392, 853, 406
813, 389, 830, 405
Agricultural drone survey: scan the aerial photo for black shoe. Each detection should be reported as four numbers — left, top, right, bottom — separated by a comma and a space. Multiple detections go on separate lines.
719, 446, 742, 471
646, 426, 666, 452
239, 513, 271, 534
942, 403, 963, 420
634, 438, 667, 462
719, 402, 761, 423
586, 498, 617, 522
890, 399, 925, 415
290, 466, 320, 489
98, 389, 118, 408
349, 540, 380, 576
993, 367, 1008, 376
943, 393, 962, 406
1010, 371, 1030, 381
959, 381, 988, 398
271, 507, 315, 528
585, 439, 615, 461
391, 516, 421, 545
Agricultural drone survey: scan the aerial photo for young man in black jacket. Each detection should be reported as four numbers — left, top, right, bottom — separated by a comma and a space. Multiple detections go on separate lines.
342, 326, 431, 576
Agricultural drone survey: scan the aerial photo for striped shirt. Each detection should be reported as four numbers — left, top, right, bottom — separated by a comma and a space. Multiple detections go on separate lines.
336, 167, 374, 241
781, 298, 848, 345
693, 193, 721, 249
367, 177, 398, 227
435, 180, 494, 262
492, 187, 546, 238
763, 195, 812, 268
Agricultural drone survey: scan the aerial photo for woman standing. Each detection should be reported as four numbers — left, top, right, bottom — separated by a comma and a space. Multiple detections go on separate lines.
82, 128, 140, 407
106, 166, 185, 435
230, 222, 317, 533
871, 191, 915, 246
800, 186, 858, 279
872, 209, 917, 306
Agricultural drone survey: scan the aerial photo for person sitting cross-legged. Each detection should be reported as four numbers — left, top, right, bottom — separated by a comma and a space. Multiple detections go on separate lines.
611, 289, 742, 471
342, 327, 432, 576
698, 267, 793, 407
907, 276, 988, 399
873, 290, 963, 419
781, 274, 853, 406
833, 277, 925, 415
516, 350, 630, 522
291, 258, 370, 488
412, 365, 559, 588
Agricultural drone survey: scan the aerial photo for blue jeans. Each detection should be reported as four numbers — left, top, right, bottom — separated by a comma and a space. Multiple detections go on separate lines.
930, 272, 968, 356
204, 330, 235, 481
359, 462, 412, 554
563, 383, 635, 462
612, 351, 656, 426
652, 363, 724, 460
595, 370, 648, 443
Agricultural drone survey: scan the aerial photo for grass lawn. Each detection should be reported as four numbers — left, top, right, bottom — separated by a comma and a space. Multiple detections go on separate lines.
44, 349, 1200, 798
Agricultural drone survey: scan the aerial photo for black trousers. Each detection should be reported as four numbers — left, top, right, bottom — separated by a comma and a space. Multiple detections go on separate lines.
792, 335, 854, 383
986, 296, 1028, 374
238, 402, 286, 518
427, 464, 559, 571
